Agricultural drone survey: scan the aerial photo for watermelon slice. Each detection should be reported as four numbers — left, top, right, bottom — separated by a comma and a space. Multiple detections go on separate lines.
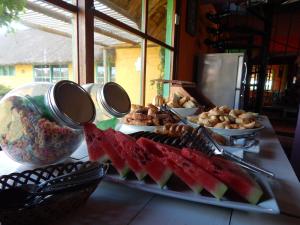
83, 123, 108, 162
136, 138, 202, 193
84, 123, 129, 177
114, 131, 147, 180
101, 128, 130, 177
181, 148, 263, 204
137, 138, 227, 199
135, 140, 172, 187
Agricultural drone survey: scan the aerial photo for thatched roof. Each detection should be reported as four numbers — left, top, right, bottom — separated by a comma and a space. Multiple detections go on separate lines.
0, 29, 103, 65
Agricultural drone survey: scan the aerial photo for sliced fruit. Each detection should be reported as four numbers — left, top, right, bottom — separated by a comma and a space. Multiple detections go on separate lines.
137, 138, 227, 199
83, 123, 108, 162
181, 148, 263, 204
101, 128, 130, 177
114, 131, 147, 180
135, 139, 172, 187
84, 123, 129, 177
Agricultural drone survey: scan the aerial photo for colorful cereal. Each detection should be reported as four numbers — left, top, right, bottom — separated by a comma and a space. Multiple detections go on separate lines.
0, 96, 83, 165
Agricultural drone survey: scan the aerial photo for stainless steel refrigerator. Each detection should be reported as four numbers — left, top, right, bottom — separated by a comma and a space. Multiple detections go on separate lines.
196, 53, 247, 109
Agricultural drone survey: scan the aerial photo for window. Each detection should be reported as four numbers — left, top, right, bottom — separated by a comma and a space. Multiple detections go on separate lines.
93, 0, 175, 105
0, 0, 175, 105
250, 65, 259, 91
0, 0, 76, 88
249, 65, 273, 91
34, 65, 69, 83
0, 66, 15, 76
265, 67, 273, 91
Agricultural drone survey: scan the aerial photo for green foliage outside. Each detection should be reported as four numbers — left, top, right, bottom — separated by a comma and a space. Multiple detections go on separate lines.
150, 47, 165, 96
0, 0, 26, 30
0, 84, 11, 96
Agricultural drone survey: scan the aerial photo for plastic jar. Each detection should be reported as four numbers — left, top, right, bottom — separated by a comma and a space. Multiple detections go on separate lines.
0, 80, 95, 165
82, 82, 131, 125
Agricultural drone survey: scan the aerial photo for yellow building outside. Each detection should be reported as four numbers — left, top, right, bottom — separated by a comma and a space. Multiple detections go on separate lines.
0, 46, 163, 105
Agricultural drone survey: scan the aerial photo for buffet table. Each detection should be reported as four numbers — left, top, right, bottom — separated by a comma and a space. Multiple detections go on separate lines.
1, 117, 300, 225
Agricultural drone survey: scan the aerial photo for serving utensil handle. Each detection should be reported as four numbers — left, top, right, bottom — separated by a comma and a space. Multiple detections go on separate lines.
223, 151, 275, 178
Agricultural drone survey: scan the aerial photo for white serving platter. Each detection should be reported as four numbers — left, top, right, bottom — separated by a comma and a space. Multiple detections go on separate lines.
104, 171, 279, 214
187, 121, 264, 137
116, 123, 163, 134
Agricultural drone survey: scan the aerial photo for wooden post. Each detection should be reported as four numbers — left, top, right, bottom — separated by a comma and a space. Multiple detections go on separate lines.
140, 0, 148, 106
103, 49, 108, 83
76, 0, 94, 84
254, 7, 273, 113
291, 56, 300, 179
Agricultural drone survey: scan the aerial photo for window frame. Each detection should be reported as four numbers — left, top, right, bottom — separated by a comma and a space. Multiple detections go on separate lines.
42, 0, 176, 105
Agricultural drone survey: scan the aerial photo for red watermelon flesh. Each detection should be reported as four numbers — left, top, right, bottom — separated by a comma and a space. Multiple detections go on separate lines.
135, 140, 172, 187
83, 123, 108, 162
84, 123, 129, 177
136, 138, 202, 193
181, 148, 263, 204
101, 128, 130, 177
137, 138, 227, 199
114, 131, 147, 180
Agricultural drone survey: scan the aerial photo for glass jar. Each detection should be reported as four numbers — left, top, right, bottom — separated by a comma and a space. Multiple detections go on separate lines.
83, 82, 131, 127
0, 80, 95, 165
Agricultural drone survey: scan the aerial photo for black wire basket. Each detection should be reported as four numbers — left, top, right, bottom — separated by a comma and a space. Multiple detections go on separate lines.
0, 161, 105, 225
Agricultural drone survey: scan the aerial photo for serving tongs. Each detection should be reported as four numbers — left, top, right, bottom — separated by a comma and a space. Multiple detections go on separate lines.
161, 104, 275, 178
0, 162, 109, 209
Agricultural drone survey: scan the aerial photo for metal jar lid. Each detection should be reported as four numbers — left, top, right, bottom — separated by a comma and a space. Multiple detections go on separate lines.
47, 80, 96, 129
97, 82, 131, 118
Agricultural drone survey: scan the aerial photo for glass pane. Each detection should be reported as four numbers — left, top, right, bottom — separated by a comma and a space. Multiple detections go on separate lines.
94, 0, 142, 30
147, 0, 174, 45
34, 65, 51, 82
145, 42, 172, 105
0, 0, 76, 95
94, 19, 143, 105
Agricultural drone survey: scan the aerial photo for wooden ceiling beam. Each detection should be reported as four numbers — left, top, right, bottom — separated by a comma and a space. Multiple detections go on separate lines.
44, 0, 78, 13
95, 0, 139, 27
25, 1, 72, 23
19, 20, 107, 47
25, 1, 135, 45
94, 27, 138, 45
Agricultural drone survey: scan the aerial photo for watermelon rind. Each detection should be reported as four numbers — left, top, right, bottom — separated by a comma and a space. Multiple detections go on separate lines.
157, 168, 173, 188
181, 148, 263, 204
118, 165, 130, 178
135, 171, 147, 180
245, 184, 263, 205
213, 183, 228, 200
96, 154, 109, 163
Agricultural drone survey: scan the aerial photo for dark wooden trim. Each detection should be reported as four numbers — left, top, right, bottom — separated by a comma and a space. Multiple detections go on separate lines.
173, 0, 181, 80
26, 1, 71, 23
94, 27, 137, 45
77, 0, 94, 84
93, 9, 175, 51
44, 0, 78, 12
141, 0, 148, 106
255, 7, 273, 113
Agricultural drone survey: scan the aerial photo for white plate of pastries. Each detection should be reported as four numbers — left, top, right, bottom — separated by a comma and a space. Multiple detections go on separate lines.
119, 104, 179, 134
153, 93, 200, 117
187, 106, 264, 136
